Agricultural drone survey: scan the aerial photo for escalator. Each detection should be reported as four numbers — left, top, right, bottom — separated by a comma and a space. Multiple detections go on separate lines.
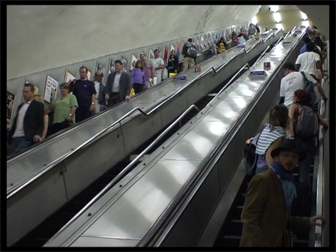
12, 85, 217, 247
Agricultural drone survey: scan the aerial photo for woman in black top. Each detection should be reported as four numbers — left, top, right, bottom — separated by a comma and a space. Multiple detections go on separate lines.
167, 50, 179, 76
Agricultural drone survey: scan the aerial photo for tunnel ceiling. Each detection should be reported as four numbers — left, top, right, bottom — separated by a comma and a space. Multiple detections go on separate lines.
7, 5, 261, 79
6, 5, 329, 80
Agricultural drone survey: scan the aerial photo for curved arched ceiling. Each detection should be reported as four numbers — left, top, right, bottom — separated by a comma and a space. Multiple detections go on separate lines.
7, 5, 261, 79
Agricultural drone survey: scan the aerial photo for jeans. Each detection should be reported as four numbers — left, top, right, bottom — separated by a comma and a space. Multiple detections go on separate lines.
133, 83, 144, 94
9, 136, 32, 155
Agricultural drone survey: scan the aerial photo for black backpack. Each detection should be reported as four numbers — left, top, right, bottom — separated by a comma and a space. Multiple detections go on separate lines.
243, 131, 262, 176
186, 44, 197, 58
294, 103, 319, 138
301, 71, 316, 106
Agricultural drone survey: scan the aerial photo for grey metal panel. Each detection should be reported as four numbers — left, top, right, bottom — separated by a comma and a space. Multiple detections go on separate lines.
197, 161, 246, 246
185, 79, 206, 107
160, 91, 188, 127
60, 160, 201, 247
161, 121, 229, 162
63, 127, 124, 200
7, 163, 67, 246
121, 110, 163, 155
160, 165, 221, 247
70, 237, 140, 247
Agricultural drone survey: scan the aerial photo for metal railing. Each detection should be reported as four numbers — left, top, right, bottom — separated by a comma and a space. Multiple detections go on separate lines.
46, 104, 201, 241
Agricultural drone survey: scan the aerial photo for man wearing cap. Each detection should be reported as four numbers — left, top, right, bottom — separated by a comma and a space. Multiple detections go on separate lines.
240, 139, 326, 247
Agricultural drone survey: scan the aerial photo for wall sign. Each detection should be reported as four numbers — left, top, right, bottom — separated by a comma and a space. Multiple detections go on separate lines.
44, 75, 59, 103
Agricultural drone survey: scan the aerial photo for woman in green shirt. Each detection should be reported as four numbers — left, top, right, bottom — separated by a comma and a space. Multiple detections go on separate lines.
48, 82, 78, 137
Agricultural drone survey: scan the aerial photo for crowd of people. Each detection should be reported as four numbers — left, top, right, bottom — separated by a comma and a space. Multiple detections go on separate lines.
240, 26, 328, 247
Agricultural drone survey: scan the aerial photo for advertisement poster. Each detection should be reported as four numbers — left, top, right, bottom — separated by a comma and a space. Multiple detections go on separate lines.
96, 62, 105, 75
163, 46, 169, 64
200, 36, 205, 50
176, 42, 181, 59
44, 75, 59, 103
170, 44, 175, 53
148, 49, 154, 60
7, 91, 15, 124
196, 38, 200, 51
109, 58, 115, 74
131, 54, 138, 70
121, 56, 128, 72
65, 70, 76, 83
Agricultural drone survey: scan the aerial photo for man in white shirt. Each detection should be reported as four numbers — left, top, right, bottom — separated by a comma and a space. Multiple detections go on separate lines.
7, 83, 44, 155
280, 62, 327, 107
295, 41, 323, 80
150, 49, 165, 85
93, 71, 106, 113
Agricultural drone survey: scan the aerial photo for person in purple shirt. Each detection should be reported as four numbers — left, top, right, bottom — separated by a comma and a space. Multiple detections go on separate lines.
131, 60, 146, 94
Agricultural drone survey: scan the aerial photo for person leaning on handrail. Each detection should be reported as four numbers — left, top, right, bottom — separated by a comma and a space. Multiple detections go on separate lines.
240, 138, 326, 247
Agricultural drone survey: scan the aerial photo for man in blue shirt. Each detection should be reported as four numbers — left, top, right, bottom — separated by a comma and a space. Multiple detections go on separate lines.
70, 66, 96, 123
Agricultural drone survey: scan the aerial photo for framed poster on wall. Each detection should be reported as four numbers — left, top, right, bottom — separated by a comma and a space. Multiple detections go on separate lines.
148, 49, 154, 60
96, 62, 105, 75
163, 46, 169, 64
176, 42, 181, 59
130, 53, 138, 71
7, 91, 15, 124
170, 44, 175, 53
65, 70, 76, 83
121, 56, 128, 72
109, 58, 115, 74
43, 75, 59, 103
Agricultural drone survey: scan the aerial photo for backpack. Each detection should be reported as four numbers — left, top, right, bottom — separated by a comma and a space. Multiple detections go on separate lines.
294, 104, 319, 138
186, 44, 197, 58
300, 71, 316, 105
243, 131, 261, 176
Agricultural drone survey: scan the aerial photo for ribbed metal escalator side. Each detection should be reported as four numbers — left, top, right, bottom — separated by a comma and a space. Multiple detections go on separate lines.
140, 28, 307, 247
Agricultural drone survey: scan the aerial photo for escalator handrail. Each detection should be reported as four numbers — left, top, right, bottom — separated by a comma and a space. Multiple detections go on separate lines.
46, 104, 201, 240
212, 63, 250, 100
244, 36, 264, 54
314, 51, 329, 247
255, 45, 271, 63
